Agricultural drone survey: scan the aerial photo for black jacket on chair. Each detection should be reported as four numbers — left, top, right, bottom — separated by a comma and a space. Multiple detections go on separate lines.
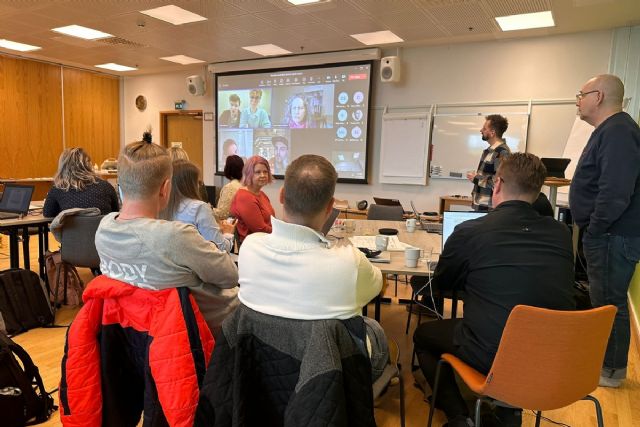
195, 304, 376, 427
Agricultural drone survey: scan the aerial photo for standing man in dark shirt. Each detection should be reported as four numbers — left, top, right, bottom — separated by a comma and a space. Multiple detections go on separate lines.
570, 74, 640, 388
414, 153, 575, 427
467, 114, 511, 211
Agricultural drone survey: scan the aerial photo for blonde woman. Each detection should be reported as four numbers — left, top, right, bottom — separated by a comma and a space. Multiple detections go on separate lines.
213, 155, 244, 221
43, 148, 119, 217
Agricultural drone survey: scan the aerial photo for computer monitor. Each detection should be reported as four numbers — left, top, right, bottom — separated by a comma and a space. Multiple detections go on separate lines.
442, 211, 487, 250
540, 158, 571, 178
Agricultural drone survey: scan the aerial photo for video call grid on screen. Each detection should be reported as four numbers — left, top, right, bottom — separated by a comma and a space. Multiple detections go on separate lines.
215, 61, 373, 183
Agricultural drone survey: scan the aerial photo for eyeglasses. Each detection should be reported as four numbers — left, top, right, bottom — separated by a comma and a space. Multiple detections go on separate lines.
250, 95, 261, 99
496, 175, 506, 184
575, 90, 599, 101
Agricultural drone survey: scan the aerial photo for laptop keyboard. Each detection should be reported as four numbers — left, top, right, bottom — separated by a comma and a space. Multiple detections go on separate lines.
421, 222, 443, 233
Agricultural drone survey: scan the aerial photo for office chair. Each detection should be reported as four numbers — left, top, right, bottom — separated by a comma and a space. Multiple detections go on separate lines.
427, 305, 617, 427
53, 214, 103, 309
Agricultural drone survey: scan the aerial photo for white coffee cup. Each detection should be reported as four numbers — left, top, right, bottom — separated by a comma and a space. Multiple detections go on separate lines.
404, 247, 421, 268
406, 218, 417, 233
375, 235, 389, 251
343, 219, 356, 233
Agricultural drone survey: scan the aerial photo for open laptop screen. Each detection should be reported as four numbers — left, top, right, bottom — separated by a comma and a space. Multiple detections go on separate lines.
442, 211, 487, 250
0, 184, 34, 215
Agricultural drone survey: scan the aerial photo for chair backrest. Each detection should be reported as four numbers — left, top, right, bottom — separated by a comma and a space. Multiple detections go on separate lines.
367, 204, 404, 221
483, 304, 616, 411
59, 215, 103, 268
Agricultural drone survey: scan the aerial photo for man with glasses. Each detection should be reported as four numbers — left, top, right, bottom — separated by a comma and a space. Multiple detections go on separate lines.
240, 89, 272, 129
414, 153, 575, 427
466, 114, 511, 211
570, 74, 640, 388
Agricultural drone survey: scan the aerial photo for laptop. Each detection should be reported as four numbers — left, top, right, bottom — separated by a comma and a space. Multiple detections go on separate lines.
0, 184, 35, 220
540, 158, 571, 179
373, 197, 402, 207
410, 201, 443, 233
321, 208, 341, 236
442, 211, 487, 250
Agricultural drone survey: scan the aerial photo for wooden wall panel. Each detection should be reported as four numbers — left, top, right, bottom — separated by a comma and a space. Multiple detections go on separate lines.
63, 68, 120, 167
0, 55, 63, 178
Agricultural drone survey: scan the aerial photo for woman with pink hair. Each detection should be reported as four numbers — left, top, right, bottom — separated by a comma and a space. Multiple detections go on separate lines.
230, 155, 275, 243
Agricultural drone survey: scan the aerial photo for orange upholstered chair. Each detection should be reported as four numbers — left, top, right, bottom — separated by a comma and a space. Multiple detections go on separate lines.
427, 304, 616, 427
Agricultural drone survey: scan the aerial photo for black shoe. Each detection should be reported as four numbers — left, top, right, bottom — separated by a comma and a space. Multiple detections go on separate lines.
494, 407, 522, 427
443, 415, 474, 427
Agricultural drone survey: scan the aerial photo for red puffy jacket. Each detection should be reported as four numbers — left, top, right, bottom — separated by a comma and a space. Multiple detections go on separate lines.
59, 276, 214, 427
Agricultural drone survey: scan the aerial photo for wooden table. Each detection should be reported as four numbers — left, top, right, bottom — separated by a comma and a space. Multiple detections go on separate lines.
544, 178, 571, 210
439, 195, 473, 215
0, 214, 53, 283
330, 220, 442, 320
336, 207, 368, 219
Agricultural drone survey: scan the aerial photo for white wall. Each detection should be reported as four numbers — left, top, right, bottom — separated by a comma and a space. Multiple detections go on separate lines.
122, 30, 613, 216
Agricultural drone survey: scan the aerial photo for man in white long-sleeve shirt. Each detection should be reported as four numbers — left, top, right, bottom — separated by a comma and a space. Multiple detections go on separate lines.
238, 154, 387, 379
95, 139, 239, 332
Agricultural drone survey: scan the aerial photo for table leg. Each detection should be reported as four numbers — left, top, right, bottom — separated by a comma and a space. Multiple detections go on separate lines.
548, 186, 558, 210
9, 228, 19, 269
22, 227, 30, 270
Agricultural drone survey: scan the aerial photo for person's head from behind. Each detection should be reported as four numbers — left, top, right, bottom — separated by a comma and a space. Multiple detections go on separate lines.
289, 96, 307, 126
118, 140, 172, 212
160, 160, 201, 219
481, 114, 509, 141
168, 146, 189, 161
273, 136, 289, 163
54, 147, 97, 191
228, 93, 241, 114
281, 155, 337, 229
242, 155, 272, 190
249, 89, 262, 110
224, 155, 244, 181
223, 139, 238, 157
576, 74, 624, 126
493, 152, 546, 206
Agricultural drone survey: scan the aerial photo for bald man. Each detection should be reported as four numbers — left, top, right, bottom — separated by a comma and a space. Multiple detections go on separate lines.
570, 74, 640, 388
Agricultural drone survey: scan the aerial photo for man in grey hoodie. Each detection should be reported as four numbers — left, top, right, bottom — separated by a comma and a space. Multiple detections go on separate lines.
95, 139, 239, 332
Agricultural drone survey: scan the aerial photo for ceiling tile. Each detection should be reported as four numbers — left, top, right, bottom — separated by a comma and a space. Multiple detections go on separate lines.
426, 1, 497, 35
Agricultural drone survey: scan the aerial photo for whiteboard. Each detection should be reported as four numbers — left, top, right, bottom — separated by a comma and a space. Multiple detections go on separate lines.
555, 117, 594, 204
379, 110, 432, 185
430, 113, 529, 180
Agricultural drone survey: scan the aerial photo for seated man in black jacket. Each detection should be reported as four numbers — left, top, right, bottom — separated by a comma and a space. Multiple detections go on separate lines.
414, 153, 575, 427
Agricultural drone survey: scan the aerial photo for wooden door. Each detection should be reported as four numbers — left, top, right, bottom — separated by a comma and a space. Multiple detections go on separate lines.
160, 111, 203, 172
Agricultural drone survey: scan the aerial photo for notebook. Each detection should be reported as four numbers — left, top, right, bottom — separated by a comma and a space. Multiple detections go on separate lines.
442, 211, 487, 250
0, 184, 35, 220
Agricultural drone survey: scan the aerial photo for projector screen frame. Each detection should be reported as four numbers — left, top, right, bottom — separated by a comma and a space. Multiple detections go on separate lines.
214, 59, 374, 184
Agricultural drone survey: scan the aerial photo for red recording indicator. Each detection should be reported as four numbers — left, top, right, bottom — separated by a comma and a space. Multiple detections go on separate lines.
348, 73, 367, 80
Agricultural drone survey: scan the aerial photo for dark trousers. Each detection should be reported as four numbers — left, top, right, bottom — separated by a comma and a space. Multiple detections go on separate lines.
413, 319, 469, 419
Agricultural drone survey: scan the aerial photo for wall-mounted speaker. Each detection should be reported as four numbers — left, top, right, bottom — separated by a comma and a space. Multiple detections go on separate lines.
380, 56, 400, 83
187, 75, 206, 96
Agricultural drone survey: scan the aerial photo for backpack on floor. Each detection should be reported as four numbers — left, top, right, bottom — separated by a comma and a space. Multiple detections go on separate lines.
0, 269, 54, 335
0, 331, 56, 426
44, 251, 84, 307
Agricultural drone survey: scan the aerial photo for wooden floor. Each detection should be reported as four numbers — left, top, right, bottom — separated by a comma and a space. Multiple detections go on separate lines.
2, 235, 639, 426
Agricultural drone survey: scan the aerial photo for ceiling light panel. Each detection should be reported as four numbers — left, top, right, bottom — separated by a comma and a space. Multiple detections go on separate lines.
52, 25, 113, 40
350, 30, 403, 45
140, 5, 207, 25
95, 63, 137, 71
495, 11, 555, 31
288, 0, 323, 5
160, 55, 205, 64
0, 39, 41, 52
242, 44, 292, 56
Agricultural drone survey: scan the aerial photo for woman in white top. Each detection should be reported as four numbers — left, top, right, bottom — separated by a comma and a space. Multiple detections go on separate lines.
213, 155, 244, 221
160, 160, 235, 252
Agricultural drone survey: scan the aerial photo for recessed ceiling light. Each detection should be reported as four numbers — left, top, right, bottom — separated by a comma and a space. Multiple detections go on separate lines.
140, 5, 207, 25
0, 39, 41, 52
95, 63, 137, 72
242, 44, 292, 56
287, 0, 323, 5
495, 11, 555, 31
350, 30, 403, 46
52, 25, 113, 40
160, 55, 205, 65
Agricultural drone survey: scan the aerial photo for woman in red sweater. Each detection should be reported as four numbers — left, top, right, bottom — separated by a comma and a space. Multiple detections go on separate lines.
230, 155, 275, 243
